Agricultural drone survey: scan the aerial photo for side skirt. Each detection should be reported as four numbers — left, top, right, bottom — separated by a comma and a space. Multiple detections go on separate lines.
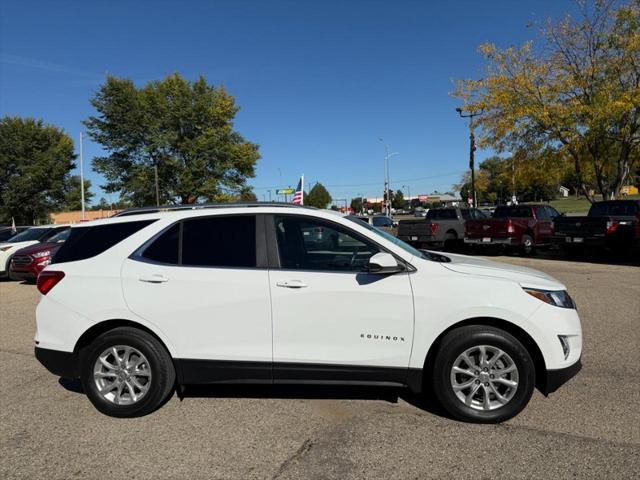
175, 358, 423, 392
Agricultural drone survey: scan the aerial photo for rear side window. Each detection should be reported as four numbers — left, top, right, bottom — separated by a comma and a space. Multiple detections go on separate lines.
142, 224, 180, 264
181, 216, 256, 268
493, 207, 533, 218
53, 220, 156, 263
427, 209, 457, 220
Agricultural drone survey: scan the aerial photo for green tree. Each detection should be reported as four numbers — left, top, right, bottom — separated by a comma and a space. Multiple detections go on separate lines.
454, 1, 640, 200
63, 175, 94, 211
238, 188, 257, 202
305, 182, 332, 208
0, 116, 75, 224
350, 196, 363, 213
392, 190, 405, 210
85, 73, 260, 206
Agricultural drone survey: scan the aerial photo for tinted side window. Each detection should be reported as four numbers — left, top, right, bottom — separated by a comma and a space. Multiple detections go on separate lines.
535, 207, 550, 220
182, 216, 256, 267
142, 224, 180, 264
546, 206, 560, 219
53, 220, 156, 263
275, 216, 379, 272
460, 209, 471, 220
372, 216, 392, 227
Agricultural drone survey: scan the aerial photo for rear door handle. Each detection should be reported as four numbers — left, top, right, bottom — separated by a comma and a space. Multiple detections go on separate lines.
139, 274, 169, 284
276, 280, 307, 289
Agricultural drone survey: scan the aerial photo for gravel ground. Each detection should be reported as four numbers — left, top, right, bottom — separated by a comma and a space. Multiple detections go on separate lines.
1, 254, 639, 479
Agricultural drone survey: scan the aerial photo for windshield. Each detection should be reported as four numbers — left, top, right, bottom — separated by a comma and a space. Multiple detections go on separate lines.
346, 216, 427, 259
5, 227, 49, 243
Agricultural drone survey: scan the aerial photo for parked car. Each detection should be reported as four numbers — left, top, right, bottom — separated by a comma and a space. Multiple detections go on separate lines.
552, 200, 640, 252
464, 204, 560, 255
397, 207, 486, 250
0, 225, 70, 278
355, 215, 397, 236
35, 204, 581, 423
9, 228, 70, 282
0, 226, 29, 243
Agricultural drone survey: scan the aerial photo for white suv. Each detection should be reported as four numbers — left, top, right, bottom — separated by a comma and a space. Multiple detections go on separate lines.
34, 204, 582, 422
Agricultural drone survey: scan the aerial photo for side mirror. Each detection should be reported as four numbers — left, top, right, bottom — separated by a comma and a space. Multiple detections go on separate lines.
367, 252, 405, 274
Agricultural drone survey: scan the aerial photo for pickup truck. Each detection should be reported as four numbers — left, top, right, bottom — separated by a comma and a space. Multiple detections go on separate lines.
397, 207, 486, 250
464, 204, 560, 255
552, 200, 640, 251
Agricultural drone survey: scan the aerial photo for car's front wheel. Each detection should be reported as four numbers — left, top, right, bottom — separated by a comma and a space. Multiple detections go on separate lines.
80, 327, 176, 418
431, 325, 535, 423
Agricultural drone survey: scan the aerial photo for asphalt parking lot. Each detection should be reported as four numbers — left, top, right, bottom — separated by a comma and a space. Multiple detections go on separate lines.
1, 254, 639, 479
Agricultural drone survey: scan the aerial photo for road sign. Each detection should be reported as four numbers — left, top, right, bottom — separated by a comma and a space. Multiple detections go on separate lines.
276, 188, 295, 195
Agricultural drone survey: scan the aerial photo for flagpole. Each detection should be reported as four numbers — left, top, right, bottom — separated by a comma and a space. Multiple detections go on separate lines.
300, 174, 304, 205
80, 132, 86, 220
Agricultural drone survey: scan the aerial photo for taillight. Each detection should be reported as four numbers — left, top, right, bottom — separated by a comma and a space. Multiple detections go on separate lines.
606, 220, 619, 234
37, 271, 65, 295
430, 223, 439, 235
507, 219, 515, 234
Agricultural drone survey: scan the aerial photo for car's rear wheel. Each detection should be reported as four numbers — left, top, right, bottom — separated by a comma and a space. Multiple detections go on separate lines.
431, 325, 535, 423
520, 234, 535, 256
80, 327, 175, 418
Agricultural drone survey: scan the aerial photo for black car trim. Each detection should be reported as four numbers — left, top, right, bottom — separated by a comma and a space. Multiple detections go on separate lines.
35, 347, 78, 379
541, 357, 582, 395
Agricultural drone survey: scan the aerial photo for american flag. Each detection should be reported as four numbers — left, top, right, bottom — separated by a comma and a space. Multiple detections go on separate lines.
292, 175, 304, 205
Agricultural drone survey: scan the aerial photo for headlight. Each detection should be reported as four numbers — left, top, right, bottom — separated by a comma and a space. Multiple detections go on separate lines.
523, 288, 576, 309
32, 250, 51, 259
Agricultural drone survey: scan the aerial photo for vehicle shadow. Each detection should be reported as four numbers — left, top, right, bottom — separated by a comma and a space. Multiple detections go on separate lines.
57, 378, 453, 420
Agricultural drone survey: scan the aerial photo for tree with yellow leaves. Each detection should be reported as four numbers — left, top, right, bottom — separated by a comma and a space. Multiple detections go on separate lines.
454, 0, 639, 201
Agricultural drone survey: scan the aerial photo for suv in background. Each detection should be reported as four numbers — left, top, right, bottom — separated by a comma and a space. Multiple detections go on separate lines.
465, 205, 560, 255
35, 204, 581, 423
9, 228, 70, 282
0, 225, 69, 278
356, 215, 397, 236
552, 200, 640, 252
397, 207, 486, 250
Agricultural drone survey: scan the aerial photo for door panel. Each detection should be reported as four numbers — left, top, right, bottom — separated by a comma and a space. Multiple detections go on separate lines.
269, 215, 414, 383
270, 269, 414, 370
122, 259, 272, 363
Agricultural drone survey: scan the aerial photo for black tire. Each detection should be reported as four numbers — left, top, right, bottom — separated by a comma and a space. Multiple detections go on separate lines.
520, 234, 535, 256
80, 327, 176, 418
431, 325, 535, 423
443, 232, 458, 252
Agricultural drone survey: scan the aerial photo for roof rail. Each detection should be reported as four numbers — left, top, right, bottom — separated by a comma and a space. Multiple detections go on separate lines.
113, 201, 316, 217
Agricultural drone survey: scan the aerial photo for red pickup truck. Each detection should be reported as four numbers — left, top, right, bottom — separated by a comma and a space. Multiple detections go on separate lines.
464, 204, 560, 255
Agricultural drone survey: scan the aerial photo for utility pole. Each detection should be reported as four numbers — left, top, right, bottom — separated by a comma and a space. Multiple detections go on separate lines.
456, 107, 482, 208
79, 132, 86, 220
379, 138, 398, 216
267, 190, 272, 202
403, 184, 410, 207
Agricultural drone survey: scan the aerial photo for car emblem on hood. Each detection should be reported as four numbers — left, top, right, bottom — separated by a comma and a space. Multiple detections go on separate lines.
482, 225, 490, 230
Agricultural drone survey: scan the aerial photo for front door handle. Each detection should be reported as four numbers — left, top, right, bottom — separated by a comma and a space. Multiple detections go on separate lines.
276, 280, 307, 289
139, 274, 169, 284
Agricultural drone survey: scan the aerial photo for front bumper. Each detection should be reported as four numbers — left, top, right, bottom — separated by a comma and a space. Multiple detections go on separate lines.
35, 346, 78, 379
541, 357, 582, 395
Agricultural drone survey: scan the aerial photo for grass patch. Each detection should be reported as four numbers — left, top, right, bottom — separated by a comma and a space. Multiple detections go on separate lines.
549, 194, 640, 214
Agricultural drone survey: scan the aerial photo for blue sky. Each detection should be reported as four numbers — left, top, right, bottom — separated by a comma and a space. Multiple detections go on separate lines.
0, 0, 578, 204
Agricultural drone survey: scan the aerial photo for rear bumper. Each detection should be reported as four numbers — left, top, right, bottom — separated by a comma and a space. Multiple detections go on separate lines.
551, 235, 606, 247
541, 357, 582, 395
464, 236, 518, 245
35, 346, 78, 379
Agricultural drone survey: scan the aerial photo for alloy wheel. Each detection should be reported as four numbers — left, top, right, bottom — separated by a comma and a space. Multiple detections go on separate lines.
450, 345, 519, 411
93, 345, 152, 405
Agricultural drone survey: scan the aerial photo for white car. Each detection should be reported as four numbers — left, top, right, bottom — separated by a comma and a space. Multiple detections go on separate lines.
0, 225, 69, 278
34, 204, 582, 422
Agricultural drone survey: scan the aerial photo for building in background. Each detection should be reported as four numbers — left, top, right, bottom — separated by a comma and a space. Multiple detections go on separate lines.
50, 209, 122, 224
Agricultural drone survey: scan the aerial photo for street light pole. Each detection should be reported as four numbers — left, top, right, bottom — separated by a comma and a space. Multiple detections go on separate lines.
379, 138, 398, 216
456, 107, 482, 208
79, 132, 86, 220
403, 184, 410, 207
